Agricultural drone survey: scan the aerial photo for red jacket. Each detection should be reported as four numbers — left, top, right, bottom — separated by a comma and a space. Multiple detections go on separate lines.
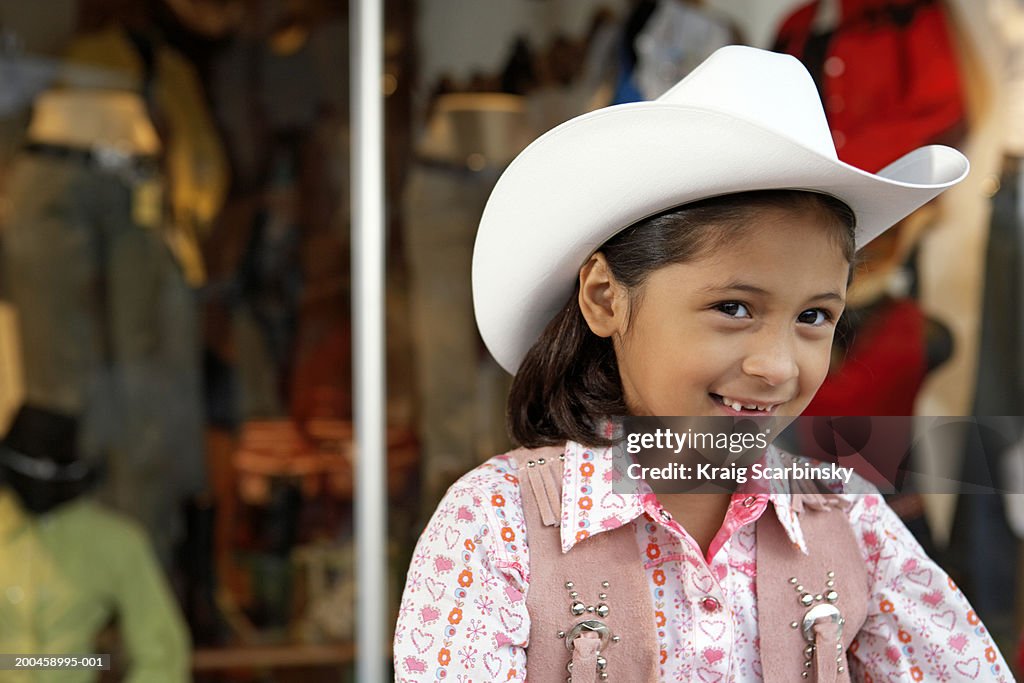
773, 0, 965, 172
804, 297, 927, 416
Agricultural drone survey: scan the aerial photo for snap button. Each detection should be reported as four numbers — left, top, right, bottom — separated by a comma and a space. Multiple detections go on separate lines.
701, 596, 720, 612
824, 56, 845, 77
659, 509, 672, 521
742, 495, 757, 508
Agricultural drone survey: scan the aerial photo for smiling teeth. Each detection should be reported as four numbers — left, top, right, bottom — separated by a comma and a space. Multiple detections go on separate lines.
720, 397, 775, 412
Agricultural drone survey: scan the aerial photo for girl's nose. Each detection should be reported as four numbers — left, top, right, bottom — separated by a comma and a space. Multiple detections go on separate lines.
740, 335, 799, 387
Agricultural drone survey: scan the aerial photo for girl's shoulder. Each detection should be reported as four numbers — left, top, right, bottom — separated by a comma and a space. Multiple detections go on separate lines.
430, 450, 531, 540
427, 451, 532, 589
446, 451, 525, 502
772, 448, 889, 529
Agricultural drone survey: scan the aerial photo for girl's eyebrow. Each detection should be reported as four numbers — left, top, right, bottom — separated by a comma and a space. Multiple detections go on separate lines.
701, 281, 846, 304
700, 281, 769, 296
806, 291, 846, 305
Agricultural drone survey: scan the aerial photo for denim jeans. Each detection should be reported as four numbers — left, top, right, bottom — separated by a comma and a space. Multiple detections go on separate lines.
402, 162, 511, 522
0, 151, 204, 563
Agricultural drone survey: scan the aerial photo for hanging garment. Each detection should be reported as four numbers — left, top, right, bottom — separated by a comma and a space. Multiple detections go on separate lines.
989, 0, 1024, 155
952, 156, 1024, 644
804, 298, 927, 416
0, 489, 190, 683
987, 0, 1024, 544
773, 0, 966, 172
612, 0, 658, 104
63, 24, 229, 285
403, 97, 531, 521
633, 1, 733, 101
0, 303, 22, 431
402, 162, 507, 522
0, 150, 204, 565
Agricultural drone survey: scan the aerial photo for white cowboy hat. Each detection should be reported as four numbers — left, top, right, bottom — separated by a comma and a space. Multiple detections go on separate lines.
472, 45, 969, 375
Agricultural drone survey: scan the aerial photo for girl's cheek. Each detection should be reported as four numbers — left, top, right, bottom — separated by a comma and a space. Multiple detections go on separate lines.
806, 361, 832, 396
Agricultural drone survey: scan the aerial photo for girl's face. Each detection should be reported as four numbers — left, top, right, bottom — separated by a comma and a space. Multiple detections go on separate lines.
579, 205, 850, 417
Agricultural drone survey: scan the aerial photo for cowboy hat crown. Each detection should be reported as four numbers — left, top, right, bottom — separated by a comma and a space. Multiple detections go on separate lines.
473, 45, 969, 375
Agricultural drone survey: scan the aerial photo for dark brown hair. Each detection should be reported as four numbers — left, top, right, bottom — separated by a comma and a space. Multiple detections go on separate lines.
507, 190, 857, 448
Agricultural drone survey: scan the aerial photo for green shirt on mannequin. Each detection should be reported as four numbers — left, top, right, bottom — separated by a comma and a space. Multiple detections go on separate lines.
0, 490, 190, 682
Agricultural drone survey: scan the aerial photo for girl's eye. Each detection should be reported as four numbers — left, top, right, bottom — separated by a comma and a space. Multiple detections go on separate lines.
797, 308, 832, 326
716, 302, 750, 318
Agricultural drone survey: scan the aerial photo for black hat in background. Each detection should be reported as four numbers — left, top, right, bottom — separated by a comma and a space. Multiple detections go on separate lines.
0, 404, 99, 514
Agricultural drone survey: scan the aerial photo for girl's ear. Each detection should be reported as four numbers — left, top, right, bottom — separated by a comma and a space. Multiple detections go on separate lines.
578, 252, 629, 338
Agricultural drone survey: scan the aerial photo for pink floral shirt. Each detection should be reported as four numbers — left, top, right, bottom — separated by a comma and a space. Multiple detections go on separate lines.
394, 441, 1012, 681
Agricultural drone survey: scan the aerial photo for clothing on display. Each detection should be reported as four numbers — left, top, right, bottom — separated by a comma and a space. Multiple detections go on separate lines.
1, 145, 203, 565
804, 298, 927, 416
799, 295, 943, 554
612, 0, 657, 104
0, 405, 188, 682
403, 94, 533, 521
0, 406, 100, 516
987, 0, 1024, 542
0, 21, 222, 564
404, 163, 498, 521
773, 0, 966, 172
63, 24, 229, 285
0, 490, 190, 683
944, 4, 1024, 638
209, 16, 348, 192
991, 0, 1024, 155
0, 304, 22, 432
633, 0, 733, 101
611, 0, 734, 104
953, 156, 1024, 641
979, 21, 1024, 421
574, 11, 620, 110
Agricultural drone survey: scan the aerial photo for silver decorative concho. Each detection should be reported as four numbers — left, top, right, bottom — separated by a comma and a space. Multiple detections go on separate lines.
556, 580, 620, 682
788, 571, 845, 679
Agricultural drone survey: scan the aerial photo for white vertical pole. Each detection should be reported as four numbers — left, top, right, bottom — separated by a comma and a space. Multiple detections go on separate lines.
351, 0, 388, 680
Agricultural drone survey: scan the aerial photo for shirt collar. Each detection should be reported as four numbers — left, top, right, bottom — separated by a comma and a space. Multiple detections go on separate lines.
557, 441, 811, 554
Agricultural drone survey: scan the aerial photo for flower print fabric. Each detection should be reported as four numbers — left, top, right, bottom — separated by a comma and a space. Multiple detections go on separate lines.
394, 442, 1012, 681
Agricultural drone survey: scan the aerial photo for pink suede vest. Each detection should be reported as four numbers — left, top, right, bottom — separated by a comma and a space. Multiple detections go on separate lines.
512, 446, 868, 682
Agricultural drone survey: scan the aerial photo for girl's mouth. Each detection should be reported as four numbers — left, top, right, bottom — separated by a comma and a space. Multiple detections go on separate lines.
710, 393, 781, 415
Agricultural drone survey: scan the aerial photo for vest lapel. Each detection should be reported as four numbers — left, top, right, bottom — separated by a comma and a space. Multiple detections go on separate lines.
514, 446, 660, 682
756, 496, 869, 682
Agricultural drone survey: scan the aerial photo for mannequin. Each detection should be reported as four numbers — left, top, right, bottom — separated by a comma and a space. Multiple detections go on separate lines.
967, 1, 1024, 657
632, 0, 735, 100
804, 205, 952, 417
0, 404, 189, 681
62, 19, 229, 285
25, 88, 160, 155
415, 93, 534, 169
403, 93, 534, 522
799, 205, 951, 558
773, 0, 966, 172
613, 0, 737, 103
1, 40, 208, 564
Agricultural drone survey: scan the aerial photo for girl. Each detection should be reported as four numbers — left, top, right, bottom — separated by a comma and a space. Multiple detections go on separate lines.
395, 46, 1011, 681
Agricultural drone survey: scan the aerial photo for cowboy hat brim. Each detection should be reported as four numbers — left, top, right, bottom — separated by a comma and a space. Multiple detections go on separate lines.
472, 102, 969, 375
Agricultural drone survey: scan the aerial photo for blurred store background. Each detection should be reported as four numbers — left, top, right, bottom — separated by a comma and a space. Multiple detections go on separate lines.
0, 0, 1022, 680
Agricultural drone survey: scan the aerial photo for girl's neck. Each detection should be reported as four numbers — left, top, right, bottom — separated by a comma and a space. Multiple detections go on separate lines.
658, 492, 733, 561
